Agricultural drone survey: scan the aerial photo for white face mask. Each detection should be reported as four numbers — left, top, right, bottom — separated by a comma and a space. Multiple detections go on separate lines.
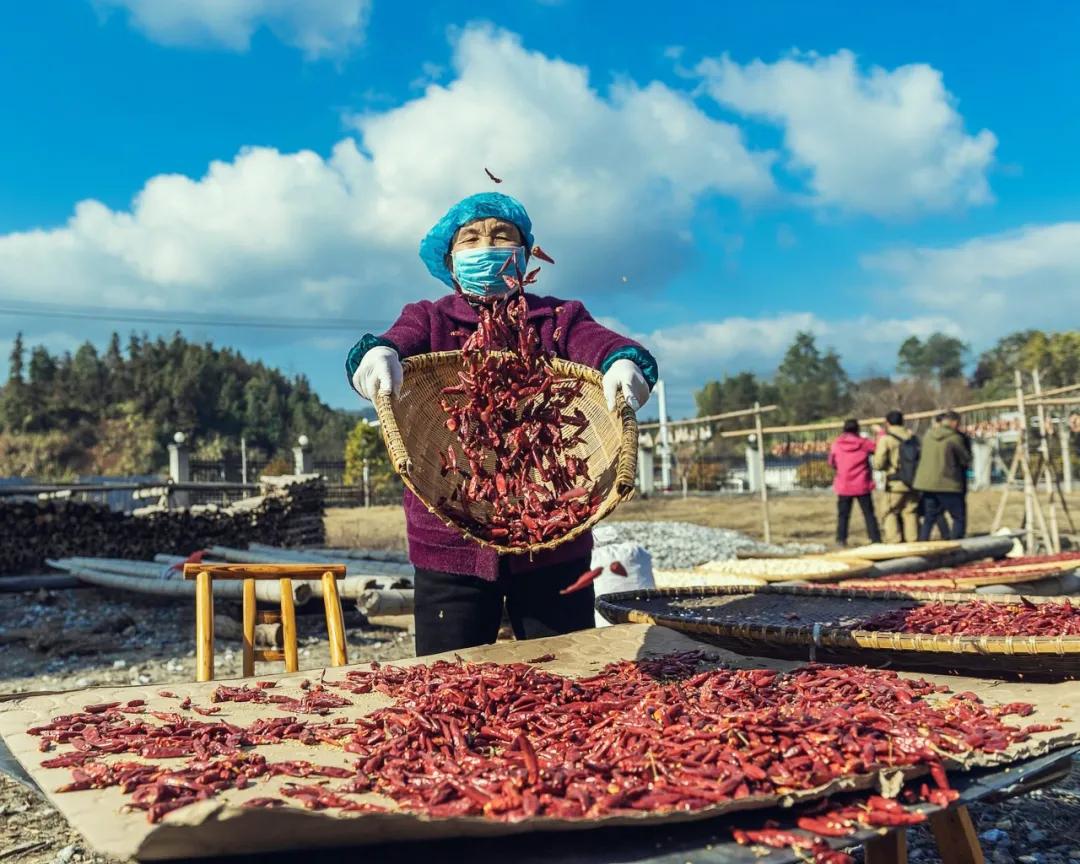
451, 246, 528, 296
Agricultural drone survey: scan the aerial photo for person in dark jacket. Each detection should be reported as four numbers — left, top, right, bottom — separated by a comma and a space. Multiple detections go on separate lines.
915, 410, 971, 540
346, 192, 659, 656
828, 419, 882, 547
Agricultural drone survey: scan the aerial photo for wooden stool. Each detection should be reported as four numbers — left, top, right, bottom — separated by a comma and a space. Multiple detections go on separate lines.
182, 563, 348, 682
865, 805, 984, 864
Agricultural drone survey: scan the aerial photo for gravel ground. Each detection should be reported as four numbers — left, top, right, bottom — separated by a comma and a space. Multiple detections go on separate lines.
593, 520, 825, 570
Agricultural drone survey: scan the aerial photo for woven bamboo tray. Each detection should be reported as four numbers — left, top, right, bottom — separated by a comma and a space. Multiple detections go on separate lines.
595, 585, 1080, 679
653, 569, 767, 589
841, 559, 1080, 591
375, 351, 637, 554
830, 541, 961, 561
693, 555, 874, 583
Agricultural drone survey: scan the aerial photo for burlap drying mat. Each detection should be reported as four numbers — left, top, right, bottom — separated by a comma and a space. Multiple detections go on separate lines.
3, 624, 1080, 860
596, 587, 1080, 679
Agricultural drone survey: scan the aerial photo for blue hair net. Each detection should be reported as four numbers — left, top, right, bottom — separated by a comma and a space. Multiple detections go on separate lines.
419, 192, 535, 287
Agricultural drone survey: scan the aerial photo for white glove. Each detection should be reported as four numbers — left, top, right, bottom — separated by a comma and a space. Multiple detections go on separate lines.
603, 359, 649, 411
352, 346, 402, 401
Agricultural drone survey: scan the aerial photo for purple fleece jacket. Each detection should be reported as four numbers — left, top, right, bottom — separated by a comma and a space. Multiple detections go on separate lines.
377, 292, 649, 581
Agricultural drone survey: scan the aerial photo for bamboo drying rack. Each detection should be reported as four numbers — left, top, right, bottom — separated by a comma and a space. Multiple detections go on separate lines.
596, 585, 1080, 679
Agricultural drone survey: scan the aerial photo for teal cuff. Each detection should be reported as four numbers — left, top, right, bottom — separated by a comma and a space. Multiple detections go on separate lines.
345, 335, 398, 391
600, 346, 658, 390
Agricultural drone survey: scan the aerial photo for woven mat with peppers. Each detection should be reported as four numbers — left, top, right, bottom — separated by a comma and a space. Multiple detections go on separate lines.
2, 624, 1079, 861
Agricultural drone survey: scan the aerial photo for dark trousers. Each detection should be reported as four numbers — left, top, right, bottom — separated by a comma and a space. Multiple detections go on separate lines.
413, 556, 595, 656
918, 492, 966, 540
837, 494, 882, 545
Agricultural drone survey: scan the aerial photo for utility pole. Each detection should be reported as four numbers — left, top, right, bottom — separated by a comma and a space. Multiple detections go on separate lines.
656, 380, 671, 491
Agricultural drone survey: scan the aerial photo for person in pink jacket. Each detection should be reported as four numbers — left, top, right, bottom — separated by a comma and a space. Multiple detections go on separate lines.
827, 418, 882, 547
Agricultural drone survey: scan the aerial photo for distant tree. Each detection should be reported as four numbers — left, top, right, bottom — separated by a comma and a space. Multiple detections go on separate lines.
0, 332, 29, 432
973, 330, 1080, 396
774, 332, 851, 423
896, 333, 968, 385
694, 372, 776, 418
0, 331, 358, 477
343, 420, 396, 497
695, 381, 723, 417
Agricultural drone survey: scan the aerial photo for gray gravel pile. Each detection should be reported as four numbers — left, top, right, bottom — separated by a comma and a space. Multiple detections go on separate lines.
595, 521, 824, 570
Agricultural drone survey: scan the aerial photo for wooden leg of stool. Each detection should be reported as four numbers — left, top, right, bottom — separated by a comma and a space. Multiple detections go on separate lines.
242, 578, 256, 678
930, 806, 984, 864
865, 828, 907, 864
195, 571, 215, 682
280, 578, 299, 673
321, 571, 348, 667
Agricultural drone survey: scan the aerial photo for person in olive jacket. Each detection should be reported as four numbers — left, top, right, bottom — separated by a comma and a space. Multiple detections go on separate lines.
872, 410, 919, 544
914, 410, 971, 540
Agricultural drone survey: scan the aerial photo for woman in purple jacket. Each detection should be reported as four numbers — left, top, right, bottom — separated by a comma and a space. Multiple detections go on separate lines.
346, 192, 658, 655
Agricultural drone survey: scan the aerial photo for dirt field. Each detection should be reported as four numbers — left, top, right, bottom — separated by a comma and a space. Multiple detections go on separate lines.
326, 488, 1080, 550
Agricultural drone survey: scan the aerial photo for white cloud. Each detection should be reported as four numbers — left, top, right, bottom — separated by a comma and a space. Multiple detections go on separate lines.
696, 50, 997, 217
93, 0, 371, 59
863, 222, 1080, 331
0, 25, 775, 334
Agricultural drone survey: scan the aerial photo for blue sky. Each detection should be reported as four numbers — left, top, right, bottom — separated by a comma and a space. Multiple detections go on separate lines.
1, 1, 1078, 418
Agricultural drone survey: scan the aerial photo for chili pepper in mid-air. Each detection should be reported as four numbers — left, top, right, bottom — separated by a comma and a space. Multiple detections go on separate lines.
560, 567, 604, 595
531, 245, 555, 264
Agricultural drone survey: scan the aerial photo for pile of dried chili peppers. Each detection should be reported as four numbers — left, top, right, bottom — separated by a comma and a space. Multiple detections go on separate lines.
29, 652, 1056, 853
859, 598, 1080, 637
843, 551, 1080, 591
435, 257, 600, 546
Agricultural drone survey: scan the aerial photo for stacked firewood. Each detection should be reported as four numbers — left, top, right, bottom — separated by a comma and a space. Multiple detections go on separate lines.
0, 476, 326, 575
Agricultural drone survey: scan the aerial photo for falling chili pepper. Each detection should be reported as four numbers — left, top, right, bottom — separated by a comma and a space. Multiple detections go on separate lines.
560, 567, 604, 595
484, 167, 503, 183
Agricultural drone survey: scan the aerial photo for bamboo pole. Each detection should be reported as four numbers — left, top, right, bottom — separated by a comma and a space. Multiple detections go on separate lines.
1061, 419, 1074, 495
990, 447, 1021, 534
279, 578, 299, 673
1033, 371, 1061, 552
1033, 370, 1054, 496
1033, 370, 1077, 537
1017, 372, 1053, 553
639, 383, 1080, 440
195, 570, 214, 683
321, 570, 348, 667
1017, 372, 1036, 554
720, 390, 1078, 440
754, 402, 771, 543
637, 403, 779, 431
242, 578, 256, 678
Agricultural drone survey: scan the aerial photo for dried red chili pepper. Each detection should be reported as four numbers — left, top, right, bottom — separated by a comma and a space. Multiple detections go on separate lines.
435, 272, 602, 547
560, 567, 604, 595
32, 652, 1054, 828
859, 599, 1080, 636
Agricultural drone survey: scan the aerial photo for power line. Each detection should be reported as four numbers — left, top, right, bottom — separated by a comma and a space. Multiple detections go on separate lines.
0, 300, 387, 332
